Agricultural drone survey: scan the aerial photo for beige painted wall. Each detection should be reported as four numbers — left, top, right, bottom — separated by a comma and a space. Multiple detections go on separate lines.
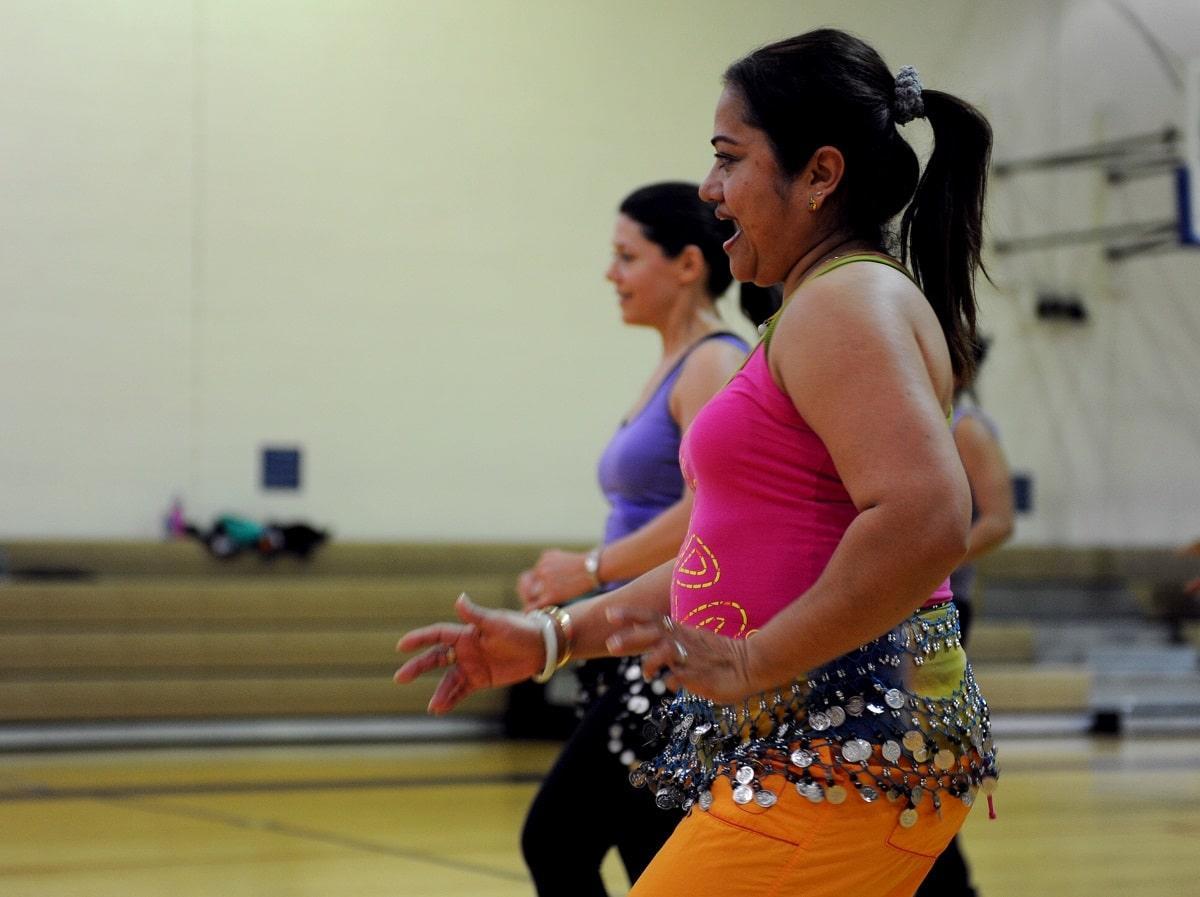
1, 1, 1198, 544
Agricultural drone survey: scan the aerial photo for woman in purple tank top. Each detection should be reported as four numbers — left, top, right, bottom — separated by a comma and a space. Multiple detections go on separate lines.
512, 182, 775, 896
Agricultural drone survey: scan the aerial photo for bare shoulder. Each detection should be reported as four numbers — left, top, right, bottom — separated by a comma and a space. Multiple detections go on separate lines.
679, 333, 748, 379
777, 262, 924, 338
772, 262, 953, 403
670, 334, 748, 425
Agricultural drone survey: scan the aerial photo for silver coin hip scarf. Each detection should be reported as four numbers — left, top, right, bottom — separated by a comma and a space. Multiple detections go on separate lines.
575, 656, 673, 768
630, 602, 998, 828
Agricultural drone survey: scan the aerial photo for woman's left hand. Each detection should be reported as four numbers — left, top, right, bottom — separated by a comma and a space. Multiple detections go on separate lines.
605, 606, 760, 705
394, 594, 546, 714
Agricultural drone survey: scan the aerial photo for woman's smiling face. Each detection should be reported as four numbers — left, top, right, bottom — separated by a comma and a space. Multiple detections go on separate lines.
604, 213, 682, 327
699, 86, 812, 287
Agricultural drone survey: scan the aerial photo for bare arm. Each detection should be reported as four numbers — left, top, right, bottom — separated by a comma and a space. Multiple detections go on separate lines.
1176, 542, 1200, 594
399, 337, 754, 712
744, 272, 968, 689
520, 338, 744, 608
954, 414, 1014, 564
569, 560, 675, 657
396, 561, 674, 712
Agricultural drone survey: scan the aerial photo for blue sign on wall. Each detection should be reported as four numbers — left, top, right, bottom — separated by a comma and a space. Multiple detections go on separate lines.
262, 447, 301, 490
1011, 472, 1033, 514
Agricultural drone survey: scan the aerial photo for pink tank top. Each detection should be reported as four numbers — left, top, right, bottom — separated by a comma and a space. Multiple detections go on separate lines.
671, 331, 953, 638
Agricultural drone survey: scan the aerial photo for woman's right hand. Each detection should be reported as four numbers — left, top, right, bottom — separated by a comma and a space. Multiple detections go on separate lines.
394, 593, 545, 714
516, 568, 543, 610
517, 549, 594, 610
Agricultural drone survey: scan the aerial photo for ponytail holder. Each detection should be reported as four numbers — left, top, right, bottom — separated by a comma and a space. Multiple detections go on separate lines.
893, 65, 925, 125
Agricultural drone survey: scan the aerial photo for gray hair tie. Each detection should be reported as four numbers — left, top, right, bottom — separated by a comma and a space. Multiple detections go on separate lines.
893, 65, 925, 125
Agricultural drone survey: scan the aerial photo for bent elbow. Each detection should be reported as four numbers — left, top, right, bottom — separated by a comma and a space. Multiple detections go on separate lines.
938, 526, 970, 576
980, 510, 1015, 549
929, 502, 971, 575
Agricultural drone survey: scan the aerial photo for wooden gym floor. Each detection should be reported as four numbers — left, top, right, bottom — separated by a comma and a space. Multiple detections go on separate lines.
1, 734, 1198, 896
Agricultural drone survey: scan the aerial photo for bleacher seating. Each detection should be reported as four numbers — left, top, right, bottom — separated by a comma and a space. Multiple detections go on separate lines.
0, 542, 1195, 729
0, 542, 537, 722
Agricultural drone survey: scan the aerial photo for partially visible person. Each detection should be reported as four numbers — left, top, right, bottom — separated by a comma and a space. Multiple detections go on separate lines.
397, 28, 997, 897
945, 339, 1016, 644
1181, 541, 1200, 595
515, 182, 777, 897
917, 338, 1013, 897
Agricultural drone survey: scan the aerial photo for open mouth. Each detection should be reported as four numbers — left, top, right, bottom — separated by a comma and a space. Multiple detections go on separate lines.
723, 225, 742, 252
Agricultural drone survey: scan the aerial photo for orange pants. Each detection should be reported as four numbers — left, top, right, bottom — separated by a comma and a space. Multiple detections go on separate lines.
630, 774, 971, 897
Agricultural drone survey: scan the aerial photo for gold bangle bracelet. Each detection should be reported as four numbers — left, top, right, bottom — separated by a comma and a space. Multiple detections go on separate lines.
543, 605, 575, 670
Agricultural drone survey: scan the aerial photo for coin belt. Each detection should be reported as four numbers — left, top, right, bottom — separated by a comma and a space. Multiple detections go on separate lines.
576, 655, 673, 769
630, 603, 998, 827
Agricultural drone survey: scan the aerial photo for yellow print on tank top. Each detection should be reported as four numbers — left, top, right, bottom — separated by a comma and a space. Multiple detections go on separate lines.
674, 534, 720, 590
680, 600, 752, 638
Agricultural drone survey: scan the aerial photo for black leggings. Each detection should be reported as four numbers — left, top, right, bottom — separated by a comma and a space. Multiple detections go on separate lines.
916, 835, 978, 897
521, 681, 681, 896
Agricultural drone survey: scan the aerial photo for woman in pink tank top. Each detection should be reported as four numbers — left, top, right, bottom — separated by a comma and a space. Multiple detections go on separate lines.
397, 28, 995, 897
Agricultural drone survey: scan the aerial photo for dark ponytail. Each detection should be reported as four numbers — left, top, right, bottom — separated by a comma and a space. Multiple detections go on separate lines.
724, 29, 992, 379
899, 91, 992, 381
739, 283, 782, 328
619, 182, 778, 327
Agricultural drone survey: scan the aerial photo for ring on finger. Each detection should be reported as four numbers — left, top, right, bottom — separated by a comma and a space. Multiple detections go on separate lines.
661, 614, 675, 634
445, 645, 457, 666
672, 638, 688, 667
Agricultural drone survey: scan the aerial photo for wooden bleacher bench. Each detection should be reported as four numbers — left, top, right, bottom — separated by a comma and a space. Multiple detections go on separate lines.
969, 545, 1199, 718
970, 663, 1092, 713
2, 542, 1191, 724
976, 546, 1198, 611
0, 542, 547, 724
964, 622, 1036, 664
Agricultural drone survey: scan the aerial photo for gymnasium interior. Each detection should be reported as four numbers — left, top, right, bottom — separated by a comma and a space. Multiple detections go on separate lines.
2, 2, 1198, 895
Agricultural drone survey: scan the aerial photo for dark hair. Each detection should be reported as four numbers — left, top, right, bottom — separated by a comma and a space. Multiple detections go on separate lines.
619, 182, 781, 327
723, 29, 992, 379
955, 333, 991, 402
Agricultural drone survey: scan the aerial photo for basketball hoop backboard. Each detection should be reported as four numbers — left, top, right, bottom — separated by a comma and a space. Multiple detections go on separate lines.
1182, 59, 1200, 245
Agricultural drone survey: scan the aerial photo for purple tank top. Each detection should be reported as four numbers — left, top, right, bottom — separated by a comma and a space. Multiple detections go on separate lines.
596, 333, 748, 564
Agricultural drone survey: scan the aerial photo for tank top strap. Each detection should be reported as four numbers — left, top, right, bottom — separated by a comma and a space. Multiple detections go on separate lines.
813, 251, 914, 282
662, 330, 747, 386
630, 331, 749, 425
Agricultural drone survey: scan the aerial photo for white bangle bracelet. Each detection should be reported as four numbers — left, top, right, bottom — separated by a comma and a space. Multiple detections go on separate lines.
531, 611, 559, 684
